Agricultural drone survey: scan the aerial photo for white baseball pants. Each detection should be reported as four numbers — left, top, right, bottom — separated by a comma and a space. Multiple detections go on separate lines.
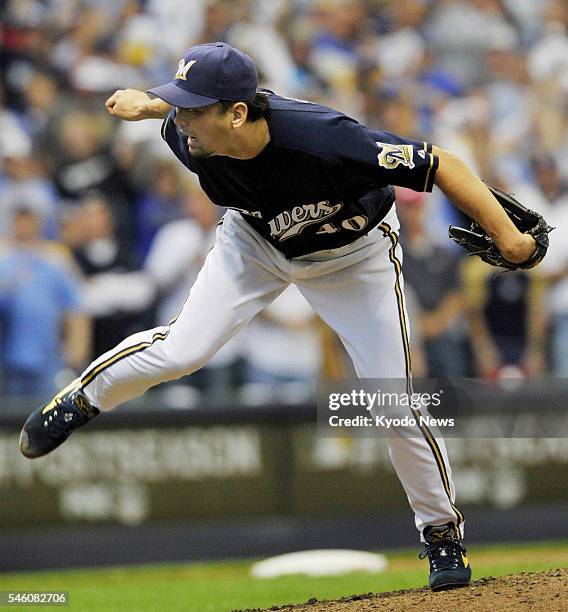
80, 208, 463, 538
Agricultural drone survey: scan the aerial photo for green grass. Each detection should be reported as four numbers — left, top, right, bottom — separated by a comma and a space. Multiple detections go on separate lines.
1, 540, 567, 612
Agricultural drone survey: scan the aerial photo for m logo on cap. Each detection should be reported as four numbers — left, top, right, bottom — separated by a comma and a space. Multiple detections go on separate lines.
175, 59, 197, 81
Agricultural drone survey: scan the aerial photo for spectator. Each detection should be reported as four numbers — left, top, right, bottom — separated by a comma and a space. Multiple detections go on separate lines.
51, 110, 135, 246
144, 188, 214, 325
72, 192, 153, 357
527, 0, 568, 84
228, 4, 299, 96
135, 159, 185, 262
308, 0, 366, 113
520, 157, 568, 376
425, 0, 519, 87
0, 207, 90, 399
369, 0, 427, 82
482, 46, 533, 179
462, 258, 547, 379
0, 133, 60, 240
20, 68, 63, 143
511, 155, 568, 218
145, 0, 206, 58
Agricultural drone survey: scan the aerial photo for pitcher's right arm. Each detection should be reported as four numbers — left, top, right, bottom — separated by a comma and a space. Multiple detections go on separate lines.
105, 89, 171, 121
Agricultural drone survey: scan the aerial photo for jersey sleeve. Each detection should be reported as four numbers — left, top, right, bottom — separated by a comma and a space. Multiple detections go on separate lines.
323, 117, 439, 192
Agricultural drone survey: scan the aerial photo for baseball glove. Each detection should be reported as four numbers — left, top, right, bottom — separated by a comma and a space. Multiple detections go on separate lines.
448, 186, 553, 270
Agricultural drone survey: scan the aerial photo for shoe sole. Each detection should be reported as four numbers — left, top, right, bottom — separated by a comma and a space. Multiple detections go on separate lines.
431, 580, 470, 592
19, 429, 37, 459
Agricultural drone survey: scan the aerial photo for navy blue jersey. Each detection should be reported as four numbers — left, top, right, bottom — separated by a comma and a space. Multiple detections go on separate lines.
161, 91, 438, 258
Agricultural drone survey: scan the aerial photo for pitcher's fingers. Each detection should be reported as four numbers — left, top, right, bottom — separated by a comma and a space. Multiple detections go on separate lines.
105, 90, 123, 111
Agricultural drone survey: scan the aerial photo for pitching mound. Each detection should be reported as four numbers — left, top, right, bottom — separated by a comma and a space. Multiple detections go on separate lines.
238, 568, 568, 611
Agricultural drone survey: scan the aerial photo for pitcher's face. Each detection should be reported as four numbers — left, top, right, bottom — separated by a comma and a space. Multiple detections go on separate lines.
173, 103, 232, 158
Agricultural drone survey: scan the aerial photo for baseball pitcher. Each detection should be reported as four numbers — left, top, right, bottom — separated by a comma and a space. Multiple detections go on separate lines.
20, 43, 549, 591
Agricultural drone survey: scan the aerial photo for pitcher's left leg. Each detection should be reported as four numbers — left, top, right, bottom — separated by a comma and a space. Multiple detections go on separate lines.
296, 221, 470, 589
297, 229, 463, 533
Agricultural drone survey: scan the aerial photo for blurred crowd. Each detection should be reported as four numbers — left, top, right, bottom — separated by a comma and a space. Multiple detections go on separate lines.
1, 0, 567, 405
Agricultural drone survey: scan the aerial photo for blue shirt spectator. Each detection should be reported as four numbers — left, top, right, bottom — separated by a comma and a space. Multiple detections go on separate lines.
0, 208, 88, 399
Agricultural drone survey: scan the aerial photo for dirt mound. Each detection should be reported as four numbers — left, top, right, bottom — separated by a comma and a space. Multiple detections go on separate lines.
238, 568, 568, 612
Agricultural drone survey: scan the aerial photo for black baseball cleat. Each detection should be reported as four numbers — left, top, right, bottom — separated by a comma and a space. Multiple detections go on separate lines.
20, 379, 100, 459
419, 522, 472, 591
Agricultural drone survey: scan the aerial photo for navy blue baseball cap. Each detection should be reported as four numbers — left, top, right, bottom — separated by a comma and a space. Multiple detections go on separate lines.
148, 42, 258, 109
